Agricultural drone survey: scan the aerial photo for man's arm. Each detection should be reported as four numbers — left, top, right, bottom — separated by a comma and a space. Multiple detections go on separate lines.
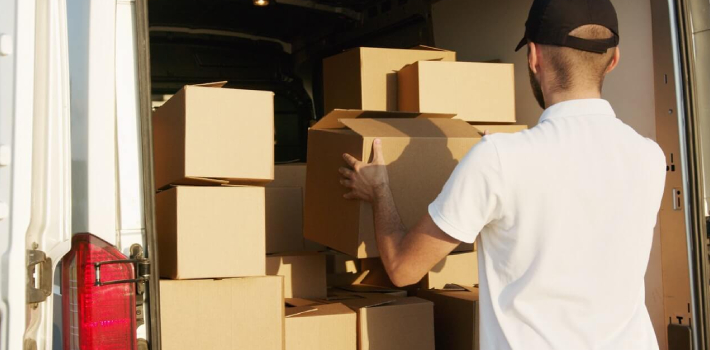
340, 139, 460, 287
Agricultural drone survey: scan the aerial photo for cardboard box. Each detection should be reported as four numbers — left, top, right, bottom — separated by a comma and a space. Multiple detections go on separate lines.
266, 253, 327, 299
305, 109, 510, 258
266, 164, 326, 253
305, 118, 525, 258
156, 186, 265, 279
360, 251, 478, 289
285, 298, 357, 350
424, 251, 478, 289
417, 286, 480, 350
152, 82, 274, 189
326, 251, 360, 274
160, 276, 284, 350
266, 187, 306, 254
398, 61, 516, 123
335, 284, 408, 298
269, 163, 308, 188
323, 46, 456, 114
333, 293, 435, 350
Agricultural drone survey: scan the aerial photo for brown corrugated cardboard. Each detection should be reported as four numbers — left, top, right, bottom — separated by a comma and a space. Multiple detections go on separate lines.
266, 253, 327, 299
417, 286, 480, 350
336, 284, 408, 298
326, 251, 360, 274
156, 186, 265, 279
398, 61, 516, 123
424, 251, 478, 289
266, 163, 326, 253
328, 271, 370, 288
360, 251, 478, 289
266, 187, 305, 254
333, 293, 435, 350
323, 47, 456, 114
453, 242, 476, 252
160, 276, 284, 350
268, 163, 308, 188
285, 298, 357, 350
304, 109, 524, 258
152, 82, 274, 189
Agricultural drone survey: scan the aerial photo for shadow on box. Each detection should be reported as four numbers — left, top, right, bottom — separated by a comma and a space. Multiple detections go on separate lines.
355, 118, 459, 261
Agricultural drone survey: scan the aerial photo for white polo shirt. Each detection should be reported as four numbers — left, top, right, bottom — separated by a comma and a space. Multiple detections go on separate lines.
429, 99, 665, 350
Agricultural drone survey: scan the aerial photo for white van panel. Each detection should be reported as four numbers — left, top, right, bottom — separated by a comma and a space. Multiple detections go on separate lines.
67, 0, 119, 245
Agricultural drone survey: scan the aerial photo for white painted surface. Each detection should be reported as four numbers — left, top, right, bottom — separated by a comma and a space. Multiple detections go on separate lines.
115, 0, 146, 255
22, 0, 73, 348
67, 0, 118, 244
0, 0, 33, 348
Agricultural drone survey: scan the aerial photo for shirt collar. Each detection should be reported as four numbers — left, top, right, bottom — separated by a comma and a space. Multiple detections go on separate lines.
538, 99, 616, 124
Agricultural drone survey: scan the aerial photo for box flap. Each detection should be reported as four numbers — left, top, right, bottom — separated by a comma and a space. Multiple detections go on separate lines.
341, 118, 480, 138
157, 177, 230, 190
441, 284, 468, 291
285, 298, 322, 308
327, 270, 370, 287
410, 45, 453, 53
337, 284, 403, 295
439, 284, 479, 297
285, 305, 319, 318
312, 109, 456, 130
192, 81, 228, 88
335, 293, 397, 310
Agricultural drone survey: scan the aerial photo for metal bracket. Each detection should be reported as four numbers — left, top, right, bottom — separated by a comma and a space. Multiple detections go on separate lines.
26, 249, 52, 304
93, 244, 150, 293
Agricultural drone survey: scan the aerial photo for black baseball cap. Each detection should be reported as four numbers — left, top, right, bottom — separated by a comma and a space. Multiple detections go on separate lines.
515, 0, 620, 54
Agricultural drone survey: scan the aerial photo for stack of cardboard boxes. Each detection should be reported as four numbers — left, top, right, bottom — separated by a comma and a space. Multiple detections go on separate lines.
152, 82, 285, 350
306, 46, 528, 350
152, 46, 524, 350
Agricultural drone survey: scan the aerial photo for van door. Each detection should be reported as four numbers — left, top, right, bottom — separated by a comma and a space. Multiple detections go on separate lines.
0, 0, 73, 349
0, 0, 35, 348
667, 0, 710, 347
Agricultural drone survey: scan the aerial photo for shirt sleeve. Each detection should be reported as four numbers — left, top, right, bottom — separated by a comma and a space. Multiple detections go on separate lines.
428, 137, 505, 243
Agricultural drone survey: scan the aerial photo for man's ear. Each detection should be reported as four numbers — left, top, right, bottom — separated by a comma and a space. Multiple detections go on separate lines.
528, 42, 540, 74
606, 47, 621, 73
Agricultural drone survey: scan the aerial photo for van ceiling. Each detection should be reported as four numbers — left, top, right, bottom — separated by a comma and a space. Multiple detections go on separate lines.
148, 0, 367, 42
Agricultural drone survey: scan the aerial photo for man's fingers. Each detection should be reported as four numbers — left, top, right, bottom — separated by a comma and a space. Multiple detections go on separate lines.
371, 138, 385, 165
339, 178, 352, 188
483, 130, 491, 136
339, 167, 353, 178
343, 192, 358, 200
343, 153, 360, 168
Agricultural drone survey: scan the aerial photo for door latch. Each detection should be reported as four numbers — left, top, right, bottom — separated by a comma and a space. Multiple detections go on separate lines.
672, 188, 682, 211
93, 244, 149, 293
26, 249, 52, 305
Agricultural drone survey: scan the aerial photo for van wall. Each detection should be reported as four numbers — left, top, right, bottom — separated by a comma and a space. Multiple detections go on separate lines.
431, 0, 665, 348
431, 0, 656, 138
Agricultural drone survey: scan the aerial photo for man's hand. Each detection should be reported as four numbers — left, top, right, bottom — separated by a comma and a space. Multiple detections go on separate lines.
339, 139, 389, 203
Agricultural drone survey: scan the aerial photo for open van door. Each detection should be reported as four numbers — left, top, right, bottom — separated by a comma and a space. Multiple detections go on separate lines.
0, 0, 73, 349
666, 0, 710, 347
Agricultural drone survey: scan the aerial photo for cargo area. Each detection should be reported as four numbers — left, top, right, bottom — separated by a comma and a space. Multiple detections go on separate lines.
145, 0, 688, 349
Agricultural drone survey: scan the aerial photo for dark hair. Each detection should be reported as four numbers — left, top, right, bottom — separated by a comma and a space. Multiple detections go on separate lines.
538, 25, 616, 93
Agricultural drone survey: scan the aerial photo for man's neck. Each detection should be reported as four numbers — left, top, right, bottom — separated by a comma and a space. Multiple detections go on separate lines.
544, 89, 602, 109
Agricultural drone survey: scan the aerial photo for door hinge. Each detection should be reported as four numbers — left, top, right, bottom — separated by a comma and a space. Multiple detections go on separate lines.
26, 249, 52, 305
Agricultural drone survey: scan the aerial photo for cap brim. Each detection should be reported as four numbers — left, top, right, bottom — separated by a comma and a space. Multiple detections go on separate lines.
514, 36, 527, 52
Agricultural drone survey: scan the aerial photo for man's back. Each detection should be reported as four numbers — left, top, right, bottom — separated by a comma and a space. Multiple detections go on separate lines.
430, 99, 665, 349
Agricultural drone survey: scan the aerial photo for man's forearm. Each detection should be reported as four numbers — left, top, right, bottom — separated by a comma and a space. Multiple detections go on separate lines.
372, 185, 408, 279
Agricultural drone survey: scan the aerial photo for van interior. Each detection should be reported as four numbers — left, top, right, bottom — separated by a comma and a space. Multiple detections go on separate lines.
142, 0, 701, 349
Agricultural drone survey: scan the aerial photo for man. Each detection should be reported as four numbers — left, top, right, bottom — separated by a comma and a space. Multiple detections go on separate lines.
338, 0, 666, 349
